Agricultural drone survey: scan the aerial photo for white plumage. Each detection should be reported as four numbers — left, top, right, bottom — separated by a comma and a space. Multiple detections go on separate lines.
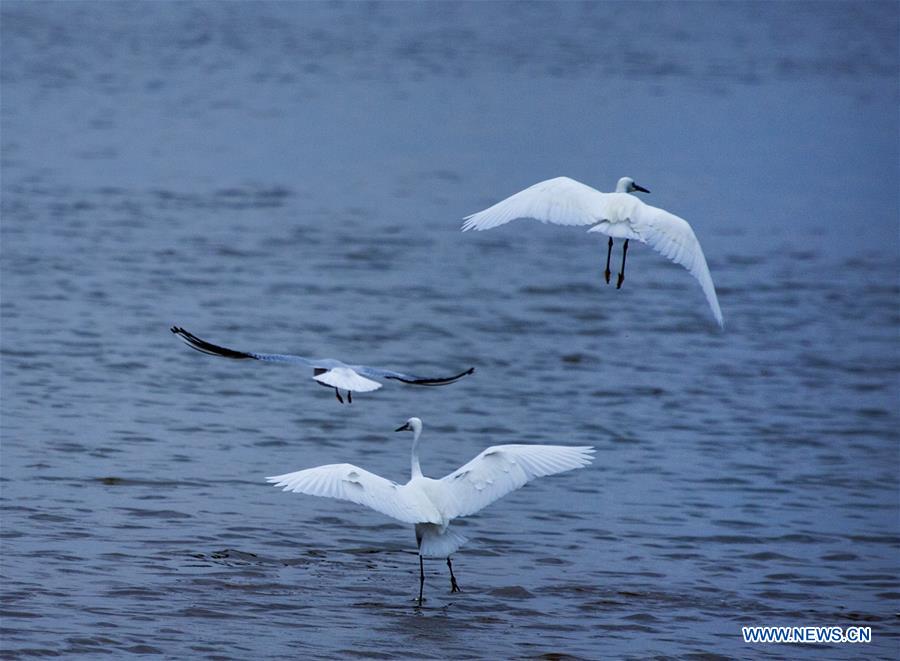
266, 462, 437, 524
311, 366, 381, 393
267, 417, 594, 604
429, 443, 595, 519
462, 176, 724, 328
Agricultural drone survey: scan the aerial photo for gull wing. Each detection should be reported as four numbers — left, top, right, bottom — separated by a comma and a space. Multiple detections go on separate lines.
312, 367, 382, 392
267, 464, 440, 524
170, 326, 315, 366
435, 445, 594, 519
351, 365, 475, 387
611, 203, 724, 328
461, 177, 609, 231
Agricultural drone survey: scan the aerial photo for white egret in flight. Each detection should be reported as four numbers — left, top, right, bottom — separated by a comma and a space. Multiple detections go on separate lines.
171, 327, 474, 404
462, 176, 724, 328
267, 417, 594, 605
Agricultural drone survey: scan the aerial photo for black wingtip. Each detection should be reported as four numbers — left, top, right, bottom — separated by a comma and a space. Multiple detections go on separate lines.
170, 326, 256, 360
389, 366, 476, 387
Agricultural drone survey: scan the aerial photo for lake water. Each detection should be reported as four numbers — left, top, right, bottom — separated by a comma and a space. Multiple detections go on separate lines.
1, 1, 898, 658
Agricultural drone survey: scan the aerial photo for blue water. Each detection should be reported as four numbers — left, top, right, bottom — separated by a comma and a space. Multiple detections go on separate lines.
2, 2, 898, 658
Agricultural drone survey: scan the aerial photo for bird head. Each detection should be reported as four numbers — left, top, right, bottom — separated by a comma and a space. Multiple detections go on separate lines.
395, 417, 423, 434
617, 176, 650, 194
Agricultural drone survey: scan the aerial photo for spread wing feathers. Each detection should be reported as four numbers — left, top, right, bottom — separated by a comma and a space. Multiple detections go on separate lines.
313, 367, 382, 392
352, 365, 475, 387
267, 464, 440, 524
629, 205, 724, 328
461, 177, 609, 231
170, 327, 314, 366
437, 445, 594, 519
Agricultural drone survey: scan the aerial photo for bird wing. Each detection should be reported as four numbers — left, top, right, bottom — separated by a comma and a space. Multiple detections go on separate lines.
610, 203, 724, 328
312, 367, 382, 392
171, 326, 315, 366
351, 365, 475, 387
461, 177, 609, 231
267, 464, 440, 524
436, 445, 594, 519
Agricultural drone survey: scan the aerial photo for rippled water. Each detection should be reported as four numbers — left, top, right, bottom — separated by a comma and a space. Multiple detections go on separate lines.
2, 2, 898, 658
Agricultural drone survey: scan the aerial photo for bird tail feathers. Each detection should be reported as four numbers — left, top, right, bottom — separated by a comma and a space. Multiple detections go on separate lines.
416, 523, 468, 558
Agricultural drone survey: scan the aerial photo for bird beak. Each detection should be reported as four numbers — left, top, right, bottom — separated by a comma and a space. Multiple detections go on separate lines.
395, 422, 411, 432
633, 183, 650, 193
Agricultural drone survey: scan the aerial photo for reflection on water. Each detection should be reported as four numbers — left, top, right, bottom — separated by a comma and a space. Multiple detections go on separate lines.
1, 1, 898, 659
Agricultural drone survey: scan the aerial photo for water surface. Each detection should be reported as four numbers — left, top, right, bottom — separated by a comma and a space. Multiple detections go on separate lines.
2, 2, 898, 658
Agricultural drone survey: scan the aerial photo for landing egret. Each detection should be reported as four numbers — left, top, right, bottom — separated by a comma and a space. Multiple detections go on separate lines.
462, 176, 724, 328
266, 417, 594, 605
171, 327, 474, 403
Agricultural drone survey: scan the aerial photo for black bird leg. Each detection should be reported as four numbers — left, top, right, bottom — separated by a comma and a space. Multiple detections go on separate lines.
447, 557, 461, 593
616, 239, 629, 289
347, 390, 352, 404
334, 388, 344, 404
604, 237, 613, 284
418, 555, 425, 606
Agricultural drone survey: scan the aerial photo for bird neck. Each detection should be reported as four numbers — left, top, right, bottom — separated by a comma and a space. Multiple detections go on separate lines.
410, 430, 423, 479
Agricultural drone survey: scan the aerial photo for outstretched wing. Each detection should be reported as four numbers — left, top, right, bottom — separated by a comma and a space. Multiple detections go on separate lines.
461, 177, 609, 231
612, 203, 724, 328
460, 175, 724, 328
352, 365, 475, 387
267, 464, 440, 524
435, 445, 594, 519
313, 367, 382, 392
170, 326, 314, 366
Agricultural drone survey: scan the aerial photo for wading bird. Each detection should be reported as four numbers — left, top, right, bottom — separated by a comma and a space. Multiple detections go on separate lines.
170, 327, 474, 403
267, 417, 594, 606
462, 176, 724, 328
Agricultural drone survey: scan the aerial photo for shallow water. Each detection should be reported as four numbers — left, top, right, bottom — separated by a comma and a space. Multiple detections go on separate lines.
1, 2, 898, 659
